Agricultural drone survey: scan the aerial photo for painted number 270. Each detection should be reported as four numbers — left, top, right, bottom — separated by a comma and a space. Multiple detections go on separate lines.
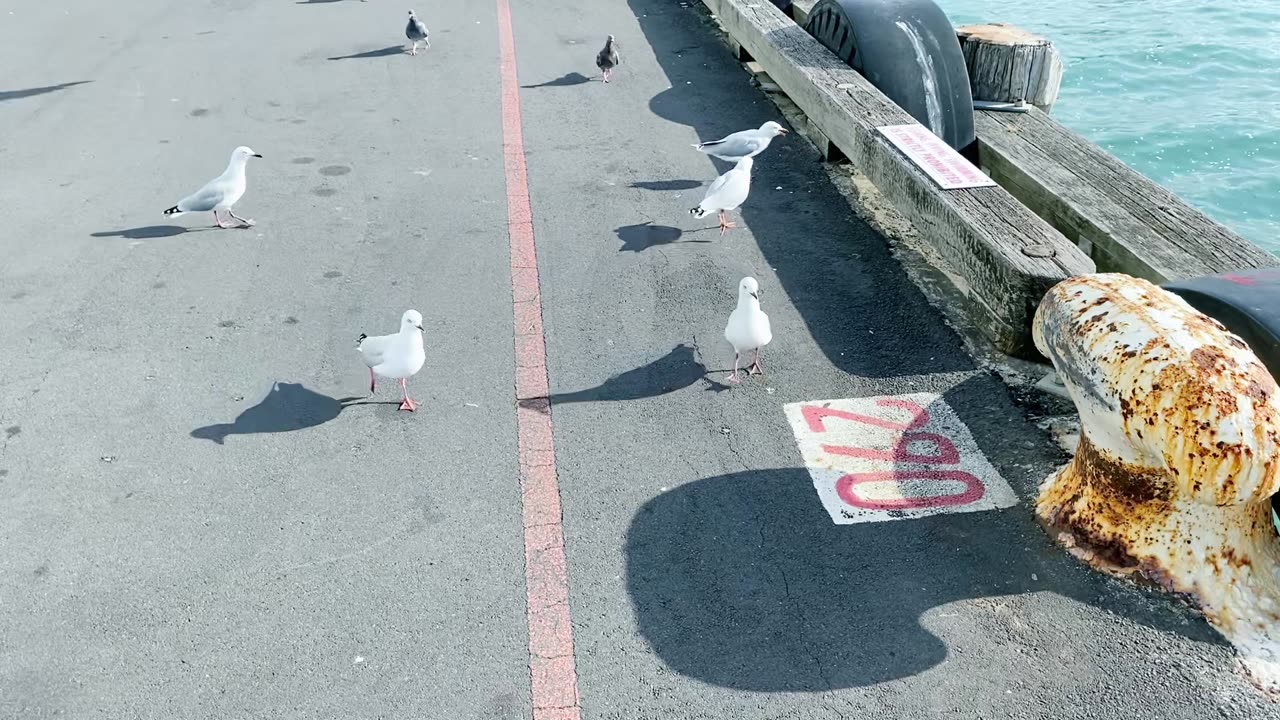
802, 400, 985, 511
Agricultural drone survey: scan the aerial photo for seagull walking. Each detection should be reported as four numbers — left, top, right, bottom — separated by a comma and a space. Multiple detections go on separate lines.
406, 10, 429, 55
723, 277, 772, 384
692, 121, 788, 162
596, 34, 619, 82
163, 146, 262, 228
357, 309, 427, 411
690, 155, 753, 235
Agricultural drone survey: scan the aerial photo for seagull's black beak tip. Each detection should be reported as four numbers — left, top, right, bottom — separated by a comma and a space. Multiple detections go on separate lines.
253, 153, 263, 158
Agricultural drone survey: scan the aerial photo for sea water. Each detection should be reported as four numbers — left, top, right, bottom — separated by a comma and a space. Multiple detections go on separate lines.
938, 0, 1280, 255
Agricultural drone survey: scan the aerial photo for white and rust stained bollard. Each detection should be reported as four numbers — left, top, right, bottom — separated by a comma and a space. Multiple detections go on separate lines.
1033, 272, 1280, 694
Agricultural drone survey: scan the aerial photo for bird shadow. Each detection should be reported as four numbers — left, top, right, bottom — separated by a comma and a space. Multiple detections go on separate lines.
521, 72, 593, 89
0, 81, 92, 102
191, 382, 392, 445
629, 179, 704, 191
327, 46, 405, 61
615, 222, 710, 253
90, 225, 208, 240
519, 344, 728, 413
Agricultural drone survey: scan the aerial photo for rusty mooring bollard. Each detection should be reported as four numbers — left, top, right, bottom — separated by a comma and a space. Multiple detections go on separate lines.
1033, 273, 1280, 694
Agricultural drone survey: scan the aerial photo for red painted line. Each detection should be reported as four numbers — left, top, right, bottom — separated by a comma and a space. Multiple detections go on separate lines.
496, 0, 582, 718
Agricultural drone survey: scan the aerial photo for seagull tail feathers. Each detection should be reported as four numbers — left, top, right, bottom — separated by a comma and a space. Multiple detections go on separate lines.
689, 206, 708, 218
163, 205, 184, 217
355, 332, 367, 348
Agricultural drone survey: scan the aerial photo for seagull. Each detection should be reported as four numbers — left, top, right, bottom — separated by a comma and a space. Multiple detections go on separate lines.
690, 155, 753, 235
596, 34, 619, 82
723, 277, 772, 384
357, 309, 427, 411
692, 121, 789, 162
406, 10, 429, 55
163, 146, 262, 228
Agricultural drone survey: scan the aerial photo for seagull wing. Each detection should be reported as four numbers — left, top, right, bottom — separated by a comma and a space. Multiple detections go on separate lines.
701, 169, 733, 206
176, 179, 227, 213
357, 332, 395, 369
695, 130, 760, 156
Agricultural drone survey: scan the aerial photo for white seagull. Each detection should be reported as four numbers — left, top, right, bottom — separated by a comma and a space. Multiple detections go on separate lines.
357, 309, 427, 411
724, 277, 772, 384
163, 146, 262, 228
692, 121, 788, 162
690, 155, 753, 235
405, 10, 429, 55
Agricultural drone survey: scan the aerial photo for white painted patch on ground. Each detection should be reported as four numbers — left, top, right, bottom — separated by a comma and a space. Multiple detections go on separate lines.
783, 392, 1018, 524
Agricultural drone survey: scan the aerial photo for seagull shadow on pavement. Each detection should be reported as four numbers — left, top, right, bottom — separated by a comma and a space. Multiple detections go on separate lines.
629, 180, 704, 191
0, 81, 92, 102
518, 344, 728, 414
615, 222, 710, 253
327, 46, 405, 61
521, 72, 592, 88
191, 382, 395, 444
91, 225, 209, 240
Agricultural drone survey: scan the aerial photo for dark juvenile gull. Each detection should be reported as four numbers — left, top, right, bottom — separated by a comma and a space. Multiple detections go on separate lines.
163, 145, 262, 229
406, 10, 429, 56
692, 121, 788, 162
689, 156, 753, 236
596, 35, 619, 83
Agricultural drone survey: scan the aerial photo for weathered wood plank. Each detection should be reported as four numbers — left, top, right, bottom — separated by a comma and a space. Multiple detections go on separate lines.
957, 24, 1063, 111
974, 108, 1280, 283
791, 0, 817, 25
702, 0, 1094, 358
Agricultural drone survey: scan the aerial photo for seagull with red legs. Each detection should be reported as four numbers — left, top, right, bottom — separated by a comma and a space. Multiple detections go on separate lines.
724, 276, 772, 384
689, 155, 753, 236
357, 309, 426, 411
163, 145, 262, 229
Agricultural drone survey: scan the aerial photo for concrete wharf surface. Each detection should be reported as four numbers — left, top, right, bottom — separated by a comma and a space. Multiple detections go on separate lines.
0, 0, 1274, 717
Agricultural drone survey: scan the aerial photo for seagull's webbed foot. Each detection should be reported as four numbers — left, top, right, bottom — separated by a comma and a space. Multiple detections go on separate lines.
718, 211, 736, 236
399, 379, 417, 412
728, 352, 742, 384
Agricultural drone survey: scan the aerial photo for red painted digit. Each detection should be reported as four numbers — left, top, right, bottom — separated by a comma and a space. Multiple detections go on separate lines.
802, 399, 928, 433
822, 431, 960, 465
836, 470, 985, 510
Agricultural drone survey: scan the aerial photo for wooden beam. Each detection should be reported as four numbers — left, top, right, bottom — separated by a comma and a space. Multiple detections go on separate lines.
790, 0, 817, 26
974, 108, 1280, 283
702, 0, 1093, 358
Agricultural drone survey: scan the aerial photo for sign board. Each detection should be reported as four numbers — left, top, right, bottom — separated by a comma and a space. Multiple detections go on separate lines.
784, 393, 1018, 524
877, 124, 996, 190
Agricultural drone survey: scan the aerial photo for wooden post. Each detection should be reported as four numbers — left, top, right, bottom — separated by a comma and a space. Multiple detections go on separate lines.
956, 23, 1063, 112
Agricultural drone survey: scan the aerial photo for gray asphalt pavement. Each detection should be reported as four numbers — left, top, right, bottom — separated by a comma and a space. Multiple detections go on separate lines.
1, 0, 1277, 717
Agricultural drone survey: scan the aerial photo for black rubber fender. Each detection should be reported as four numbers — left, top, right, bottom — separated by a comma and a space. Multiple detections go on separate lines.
804, 0, 976, 155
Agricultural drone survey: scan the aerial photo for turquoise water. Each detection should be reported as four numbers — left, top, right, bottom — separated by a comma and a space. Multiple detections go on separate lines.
938, 0, 1280, 255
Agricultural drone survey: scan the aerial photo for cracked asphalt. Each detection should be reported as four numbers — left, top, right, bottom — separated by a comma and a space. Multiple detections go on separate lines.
0, 0, 1276, 717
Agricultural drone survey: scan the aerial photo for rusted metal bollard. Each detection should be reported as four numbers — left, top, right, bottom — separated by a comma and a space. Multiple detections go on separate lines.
1033, 273, 1280, 693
